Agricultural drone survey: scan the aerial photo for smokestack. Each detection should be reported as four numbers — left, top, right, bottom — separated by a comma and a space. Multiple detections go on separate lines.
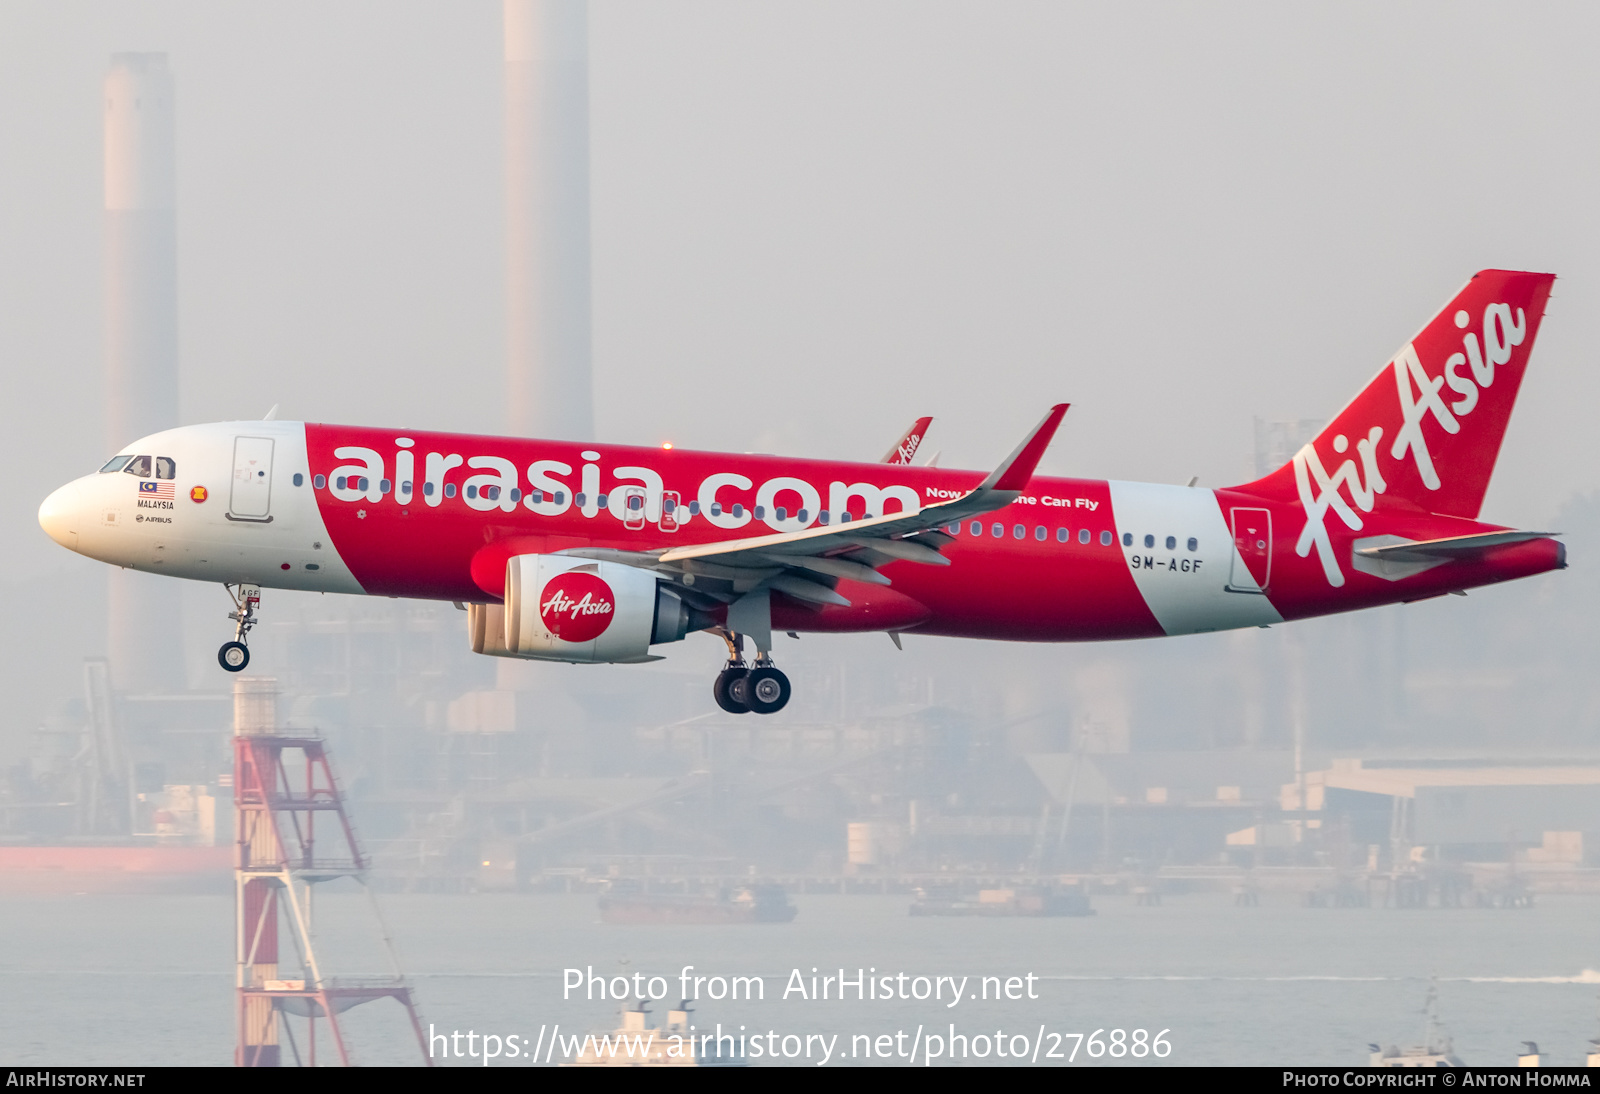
504, 0, 594, 442
105, 53, 183, 692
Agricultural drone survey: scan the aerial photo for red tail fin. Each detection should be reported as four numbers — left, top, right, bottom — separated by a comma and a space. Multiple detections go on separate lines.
1236, 269, 1555, 519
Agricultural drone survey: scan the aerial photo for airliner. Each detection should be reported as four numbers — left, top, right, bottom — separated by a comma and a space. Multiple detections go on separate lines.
38, 270, 1564, 714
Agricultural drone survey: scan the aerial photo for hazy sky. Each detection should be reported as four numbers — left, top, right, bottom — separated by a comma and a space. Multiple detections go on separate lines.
2, 2, 1598, 735
7, 2, 1600, 572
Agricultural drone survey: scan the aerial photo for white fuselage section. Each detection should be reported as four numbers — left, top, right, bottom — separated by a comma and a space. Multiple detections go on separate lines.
38, 421, 364, 595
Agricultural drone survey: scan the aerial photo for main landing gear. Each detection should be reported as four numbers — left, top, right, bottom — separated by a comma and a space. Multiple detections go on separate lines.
218, 583, 261, 673
712, 630, 791, 716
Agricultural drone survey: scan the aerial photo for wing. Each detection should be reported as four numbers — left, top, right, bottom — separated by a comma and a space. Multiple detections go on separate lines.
565, 404, 1069, 608
881, 416, 934, 465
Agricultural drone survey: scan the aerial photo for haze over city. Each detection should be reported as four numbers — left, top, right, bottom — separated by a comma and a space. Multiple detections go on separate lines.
5, 1, 1600, 1068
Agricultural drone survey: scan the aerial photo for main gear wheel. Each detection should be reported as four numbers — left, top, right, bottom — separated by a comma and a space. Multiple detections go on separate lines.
713, 665, 750, 714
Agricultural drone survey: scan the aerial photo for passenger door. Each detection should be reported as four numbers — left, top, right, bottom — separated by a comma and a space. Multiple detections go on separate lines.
229, 437, 275, 522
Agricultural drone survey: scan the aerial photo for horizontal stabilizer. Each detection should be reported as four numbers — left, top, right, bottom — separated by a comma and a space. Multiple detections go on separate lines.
1355, 530, 1557, 563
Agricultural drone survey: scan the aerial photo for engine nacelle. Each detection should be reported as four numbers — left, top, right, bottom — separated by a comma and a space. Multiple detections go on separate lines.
468, 554, 712, 664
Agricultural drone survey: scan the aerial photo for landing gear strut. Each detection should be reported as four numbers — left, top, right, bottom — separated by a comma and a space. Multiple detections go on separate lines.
219, 584, 261, 673
711, 630, 790, 715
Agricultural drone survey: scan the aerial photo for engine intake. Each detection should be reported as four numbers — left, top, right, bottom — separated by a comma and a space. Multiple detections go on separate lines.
468, 555, 714, 664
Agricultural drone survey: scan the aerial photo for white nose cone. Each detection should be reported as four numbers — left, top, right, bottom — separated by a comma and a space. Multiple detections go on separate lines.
38, 481, 83, 553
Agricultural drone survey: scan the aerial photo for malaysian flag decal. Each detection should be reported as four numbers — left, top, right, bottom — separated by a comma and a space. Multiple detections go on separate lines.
139, 480, 175, 500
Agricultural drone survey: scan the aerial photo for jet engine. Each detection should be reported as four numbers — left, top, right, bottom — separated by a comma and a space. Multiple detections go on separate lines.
467, 555, 714, 664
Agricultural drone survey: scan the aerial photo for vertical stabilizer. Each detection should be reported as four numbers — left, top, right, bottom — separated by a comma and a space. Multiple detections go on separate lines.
1235, 269, 1555, 521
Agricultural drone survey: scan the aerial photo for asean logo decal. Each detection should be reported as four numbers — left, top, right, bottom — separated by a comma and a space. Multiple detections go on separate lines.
190, 486, 208, 503
539, 572, 616, 643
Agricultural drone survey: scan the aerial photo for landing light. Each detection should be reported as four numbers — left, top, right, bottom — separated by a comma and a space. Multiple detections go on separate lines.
662, 442, 674, 450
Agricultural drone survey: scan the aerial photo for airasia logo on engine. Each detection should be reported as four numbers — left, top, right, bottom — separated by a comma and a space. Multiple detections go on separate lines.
539, 573, 616, 643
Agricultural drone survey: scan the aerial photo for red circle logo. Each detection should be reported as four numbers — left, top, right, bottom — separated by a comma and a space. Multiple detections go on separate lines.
190, 485, 208, 502
539, 572, 616, 643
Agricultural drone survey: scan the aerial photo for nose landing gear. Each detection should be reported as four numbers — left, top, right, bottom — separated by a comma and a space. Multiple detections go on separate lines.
711, 630, 790, 715
218, 584, 261, 673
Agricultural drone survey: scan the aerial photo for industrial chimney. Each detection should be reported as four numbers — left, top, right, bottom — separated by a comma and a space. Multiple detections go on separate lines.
504, 0, 594, 442
104, 53, 184, 692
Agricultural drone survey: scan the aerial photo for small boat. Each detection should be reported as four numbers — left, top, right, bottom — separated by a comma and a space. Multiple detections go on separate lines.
567, 1000, 746, 1067
597, 883, 798, 925
1369, 981, 1463, 1067
910, 884, 1092, 917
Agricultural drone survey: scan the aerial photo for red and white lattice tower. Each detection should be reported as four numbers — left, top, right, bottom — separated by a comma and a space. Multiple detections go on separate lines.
233, 678, 430, 1067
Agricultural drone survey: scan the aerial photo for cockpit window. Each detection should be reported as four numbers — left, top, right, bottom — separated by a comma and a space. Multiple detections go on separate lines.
154, 457, 176, 480
99, 456, 133, 474
122, 455, 152, 478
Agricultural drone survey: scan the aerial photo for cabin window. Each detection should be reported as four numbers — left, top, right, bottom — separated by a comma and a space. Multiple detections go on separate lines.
508, 488, 519, 502
970, 521, 983, 536
123, 455, 152, 478
423, 481, 434, 496
401, 480, 413, 496
990, 523, 1003, 538
466, 485, 478, 499
773, 506, 786, 520
819, 511, 829, 525
531, 489, 542, 503
553, 491, 565, 505
1035, 526, 1046, 541
1144, 534, 1155, 549
380, 479, 392, 495
1079, 528, 1091, 544
754, 505, 766, 520
798, 509, 809, 522
1013, 524, 1025, 540
1165, 535, 1176, 550
575, 492, 586, 507
662, 497, 675, 513
597, 494, 609, 508
1187, 537, 1198, 552
732, 503, 745, 518
1100, 530, 1113, 546
154, 457, 176, 479
710, 502, 721, 516
444, 483, 457, 498
357, 477, 369, 492
1123, 532, 1133, 546
100, 456, 133, 473
947, 524, 960, 535
335, 476, 347, 490
688, 500, 700, 515
313, 474, 326, 490
292, 473, 304, 487
1057, 527, 1069, 543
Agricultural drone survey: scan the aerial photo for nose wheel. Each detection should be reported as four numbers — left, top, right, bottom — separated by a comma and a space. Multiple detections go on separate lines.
218, 584, 261, 674
711, 631, 790, 715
